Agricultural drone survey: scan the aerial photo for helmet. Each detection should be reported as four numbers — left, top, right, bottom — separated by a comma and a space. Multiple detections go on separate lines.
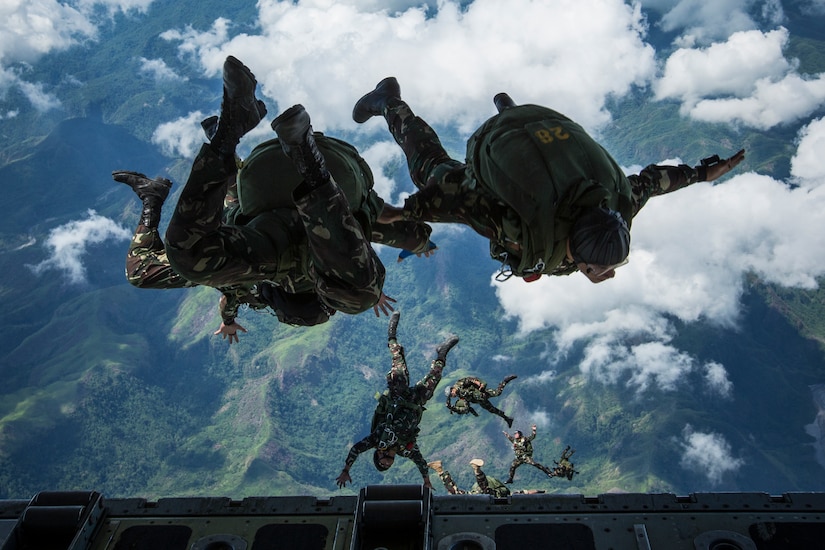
569, 207, 630, 265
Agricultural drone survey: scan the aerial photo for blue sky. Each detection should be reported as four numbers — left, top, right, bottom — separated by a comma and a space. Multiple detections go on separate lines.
3, 0, 825, 485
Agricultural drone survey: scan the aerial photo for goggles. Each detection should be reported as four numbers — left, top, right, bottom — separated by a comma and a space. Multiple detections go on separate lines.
583, 257, 629, 277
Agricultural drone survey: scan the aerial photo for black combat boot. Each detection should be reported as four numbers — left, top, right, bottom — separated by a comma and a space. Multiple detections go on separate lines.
435, 335, 459, 363
201, 115, 219, 141
112, 171, 172, 228
210, 56, 267, 158
504, 468, 515, 484
496, 375, 518, 396
388, 311, 400, 342
504, 415, 514, 429
271, 104, 330, 191
352, 77, 401, 123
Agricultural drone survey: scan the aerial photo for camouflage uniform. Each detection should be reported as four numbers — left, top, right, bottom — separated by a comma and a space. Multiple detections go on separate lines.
504, 426, 553, 482
437, 468, 509, 497
122, 174, 270, 324
126, 226, 194, 290
379, 98, 707, 278
342, 331, 446, 480
446, 375, 515, 425
549, 446, 579, 481
165, 143, 386, 315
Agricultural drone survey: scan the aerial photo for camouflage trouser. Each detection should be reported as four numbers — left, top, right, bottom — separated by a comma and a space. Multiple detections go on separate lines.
126, 225, 195, 289
508, 456, 553, 481
438, 469, 491, 495
382, 99, 510, 241
387, 341, 444, 404
478, 378, 514, 421
475, 398, 510, 423
165, 144, 385, 314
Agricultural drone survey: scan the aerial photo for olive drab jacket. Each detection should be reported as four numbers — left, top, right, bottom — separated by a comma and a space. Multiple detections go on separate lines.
466, 104, 634, 278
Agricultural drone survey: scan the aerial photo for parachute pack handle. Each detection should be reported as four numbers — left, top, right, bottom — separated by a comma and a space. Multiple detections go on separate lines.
494, 92, 516, 113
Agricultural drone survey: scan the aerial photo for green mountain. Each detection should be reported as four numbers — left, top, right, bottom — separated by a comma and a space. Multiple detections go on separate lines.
1, 0, 825, 501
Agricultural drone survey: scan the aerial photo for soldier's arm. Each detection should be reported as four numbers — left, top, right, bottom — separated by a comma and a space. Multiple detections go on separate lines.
213, 291, 248, 344
408, 446, 431, 481
371, 217, 434, 255
628, 149, 745, 216
337, 435, 374, 488
345, 434, 375, 469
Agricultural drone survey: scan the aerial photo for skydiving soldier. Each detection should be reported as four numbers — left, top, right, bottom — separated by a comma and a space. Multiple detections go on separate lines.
446, 375, 518, 427
336, 311, 459, 489
352, 77, 745, 285
503, 424, 554, 483
115, 56, 436, 341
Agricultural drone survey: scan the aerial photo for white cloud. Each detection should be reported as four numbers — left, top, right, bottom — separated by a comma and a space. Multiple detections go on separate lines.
703, 361, 733, 398
563, 311, 698, 394
359, 140, 403, 203
791, 116, 825, 185
139, 57, 186, 82
654, 28, 825, 129
654, 0, 758, 46
158, 0, 656, 135
0, 0, 156, 111
678, 424, 744, 484
151, 111, 207, 158
28, 210, 131, 284
525, 409, 551, 430
16, 79, 60, 111
0, 0, 97, 65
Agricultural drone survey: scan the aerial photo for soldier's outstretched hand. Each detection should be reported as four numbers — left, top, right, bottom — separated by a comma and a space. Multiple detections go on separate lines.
214, 320, 247, 344
336, 469, 352, 488
705, 149, 746, 182
373, 292, 397, 317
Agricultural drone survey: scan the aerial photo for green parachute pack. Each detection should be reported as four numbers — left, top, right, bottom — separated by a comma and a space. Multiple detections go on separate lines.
236, 134, 383, 235
465, 104, 634, 277
371, 391, 424, 448
473, 477, 510, 497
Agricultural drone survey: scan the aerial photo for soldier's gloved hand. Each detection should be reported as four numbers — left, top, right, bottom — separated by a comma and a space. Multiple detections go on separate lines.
703, 148, 745, 182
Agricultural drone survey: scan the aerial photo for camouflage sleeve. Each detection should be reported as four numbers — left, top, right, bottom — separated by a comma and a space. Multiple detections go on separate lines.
407, 446, 430, 478
371, 219, 433, 253
219, 286, 251, 323
345, 433, 377, 469
219, 284, 264, 323
627, 164, 702, 217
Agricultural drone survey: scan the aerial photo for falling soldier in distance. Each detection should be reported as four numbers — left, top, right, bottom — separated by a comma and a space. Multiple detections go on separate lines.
503, 424, 555, 483
445, 375, 518, 427
336, 311, 458, 489
428, 458, 510, 496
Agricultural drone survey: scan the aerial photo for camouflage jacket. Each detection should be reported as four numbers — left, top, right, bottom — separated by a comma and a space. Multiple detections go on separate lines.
506, 428, 537, 459
344, 429, 429, 478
